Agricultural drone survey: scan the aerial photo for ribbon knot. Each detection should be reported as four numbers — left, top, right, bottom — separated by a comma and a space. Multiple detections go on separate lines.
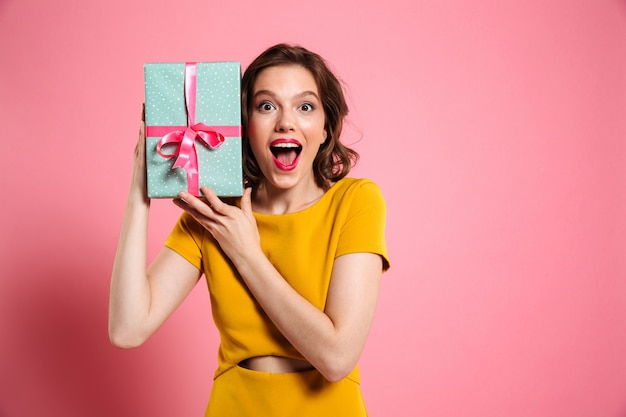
154, 62, 225, 196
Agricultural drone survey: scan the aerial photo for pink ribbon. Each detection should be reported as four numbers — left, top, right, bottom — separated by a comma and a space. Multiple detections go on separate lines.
146, 62, 241, 196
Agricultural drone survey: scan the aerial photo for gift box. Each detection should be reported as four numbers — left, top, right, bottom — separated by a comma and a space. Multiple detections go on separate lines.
144, 61, 243, 198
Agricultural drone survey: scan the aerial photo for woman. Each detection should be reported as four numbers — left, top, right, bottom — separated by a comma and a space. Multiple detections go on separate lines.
109, 43, 390, 416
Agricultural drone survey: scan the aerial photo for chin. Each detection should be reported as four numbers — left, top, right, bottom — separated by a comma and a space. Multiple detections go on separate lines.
261, 170, 308, 190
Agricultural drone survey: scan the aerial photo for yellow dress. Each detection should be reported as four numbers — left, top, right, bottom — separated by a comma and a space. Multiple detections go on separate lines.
165, 178, 390, 416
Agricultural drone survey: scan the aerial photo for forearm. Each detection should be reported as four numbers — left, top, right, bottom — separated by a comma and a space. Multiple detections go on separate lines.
234, 251, 369, 382
108, 191, 153, 348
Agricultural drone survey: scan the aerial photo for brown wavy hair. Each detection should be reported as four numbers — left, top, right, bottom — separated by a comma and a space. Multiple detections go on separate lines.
241, 44, 359, 190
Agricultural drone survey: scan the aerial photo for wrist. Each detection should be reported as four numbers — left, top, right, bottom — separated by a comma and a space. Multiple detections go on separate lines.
127, 183, 150, 208
127, 170, 150, 204
232, 245, 267, 278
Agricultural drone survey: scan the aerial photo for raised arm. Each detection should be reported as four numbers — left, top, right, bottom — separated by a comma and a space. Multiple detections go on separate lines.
108, 114, 202, 348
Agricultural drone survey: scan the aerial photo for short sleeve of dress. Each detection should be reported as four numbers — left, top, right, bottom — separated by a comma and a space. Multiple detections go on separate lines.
164, 212, 205, 270
336, 180, 390, 271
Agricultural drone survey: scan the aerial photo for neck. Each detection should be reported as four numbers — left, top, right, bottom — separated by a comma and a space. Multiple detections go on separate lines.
252, 181, 326, 214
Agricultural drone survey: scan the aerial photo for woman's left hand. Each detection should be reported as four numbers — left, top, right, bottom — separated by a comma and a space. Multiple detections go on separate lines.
173, 186, 261, 265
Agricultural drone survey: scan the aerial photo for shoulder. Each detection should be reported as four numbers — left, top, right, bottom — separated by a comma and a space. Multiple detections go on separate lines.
331, 178, 390, 270
329, 178, 386, 206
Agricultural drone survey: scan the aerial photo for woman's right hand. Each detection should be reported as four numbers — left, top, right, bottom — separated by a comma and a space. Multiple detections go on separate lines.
128, 104, 149, 204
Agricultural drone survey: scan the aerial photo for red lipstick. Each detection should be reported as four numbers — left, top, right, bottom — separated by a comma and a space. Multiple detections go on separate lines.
270, 138, 302, 171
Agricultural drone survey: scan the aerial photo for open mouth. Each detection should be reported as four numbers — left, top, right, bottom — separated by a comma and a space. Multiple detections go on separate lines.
270, 140, 302, 170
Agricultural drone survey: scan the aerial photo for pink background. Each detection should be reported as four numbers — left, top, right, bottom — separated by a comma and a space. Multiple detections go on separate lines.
1, 0, 625, 416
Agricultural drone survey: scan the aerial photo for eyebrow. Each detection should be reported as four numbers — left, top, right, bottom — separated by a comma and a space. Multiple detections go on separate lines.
253, 90, 321, 101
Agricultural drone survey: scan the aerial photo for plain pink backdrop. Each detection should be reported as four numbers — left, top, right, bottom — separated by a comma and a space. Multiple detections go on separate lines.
1, 0, 625, 416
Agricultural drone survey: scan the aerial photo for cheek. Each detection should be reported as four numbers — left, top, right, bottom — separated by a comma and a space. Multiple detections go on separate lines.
246, 127, 265, 158
304, 116, 327, 143
247, 115, 269, 140
246, 123, 261, 146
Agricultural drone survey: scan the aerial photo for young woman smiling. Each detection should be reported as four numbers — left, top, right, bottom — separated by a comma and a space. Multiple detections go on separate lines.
109, 44, 390, 416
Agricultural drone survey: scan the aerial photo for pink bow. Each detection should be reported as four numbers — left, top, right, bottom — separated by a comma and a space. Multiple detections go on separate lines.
152, 62, 227, 196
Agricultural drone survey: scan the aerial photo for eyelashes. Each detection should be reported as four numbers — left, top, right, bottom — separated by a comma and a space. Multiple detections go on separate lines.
255, 101, 316, 113
257, 101, 275, 112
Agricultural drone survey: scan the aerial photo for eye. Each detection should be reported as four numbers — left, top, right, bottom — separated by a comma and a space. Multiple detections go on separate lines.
299, 102, 314, 112
257, 101, 275, 112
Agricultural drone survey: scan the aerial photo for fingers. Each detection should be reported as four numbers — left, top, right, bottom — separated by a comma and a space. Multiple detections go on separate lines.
130, 103, 149, 200
135, 103, 147, 157
139, 103, 146, 139
174, 187, 260, 261
200, 187, 226, 214
176, 191, 205, 212
173, 194, 212, 227
176, 188, 222, 221
172, 196, 200, 217
175, 187, 249, 222
240, 187, 253, 215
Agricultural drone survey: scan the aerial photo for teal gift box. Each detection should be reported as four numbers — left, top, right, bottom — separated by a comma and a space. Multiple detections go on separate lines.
144, 61, 243, 198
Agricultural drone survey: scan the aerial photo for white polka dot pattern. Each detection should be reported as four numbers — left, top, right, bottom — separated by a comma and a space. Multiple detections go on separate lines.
144, 62, 243, 198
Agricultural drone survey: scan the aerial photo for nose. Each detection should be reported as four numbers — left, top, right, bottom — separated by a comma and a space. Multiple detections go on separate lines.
275, 109, 296, 132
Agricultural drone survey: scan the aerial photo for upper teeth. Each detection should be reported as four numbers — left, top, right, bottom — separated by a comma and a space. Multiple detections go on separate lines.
272, 143, 300, 148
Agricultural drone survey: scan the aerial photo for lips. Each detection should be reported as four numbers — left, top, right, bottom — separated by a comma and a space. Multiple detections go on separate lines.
270, 138, 302, 171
